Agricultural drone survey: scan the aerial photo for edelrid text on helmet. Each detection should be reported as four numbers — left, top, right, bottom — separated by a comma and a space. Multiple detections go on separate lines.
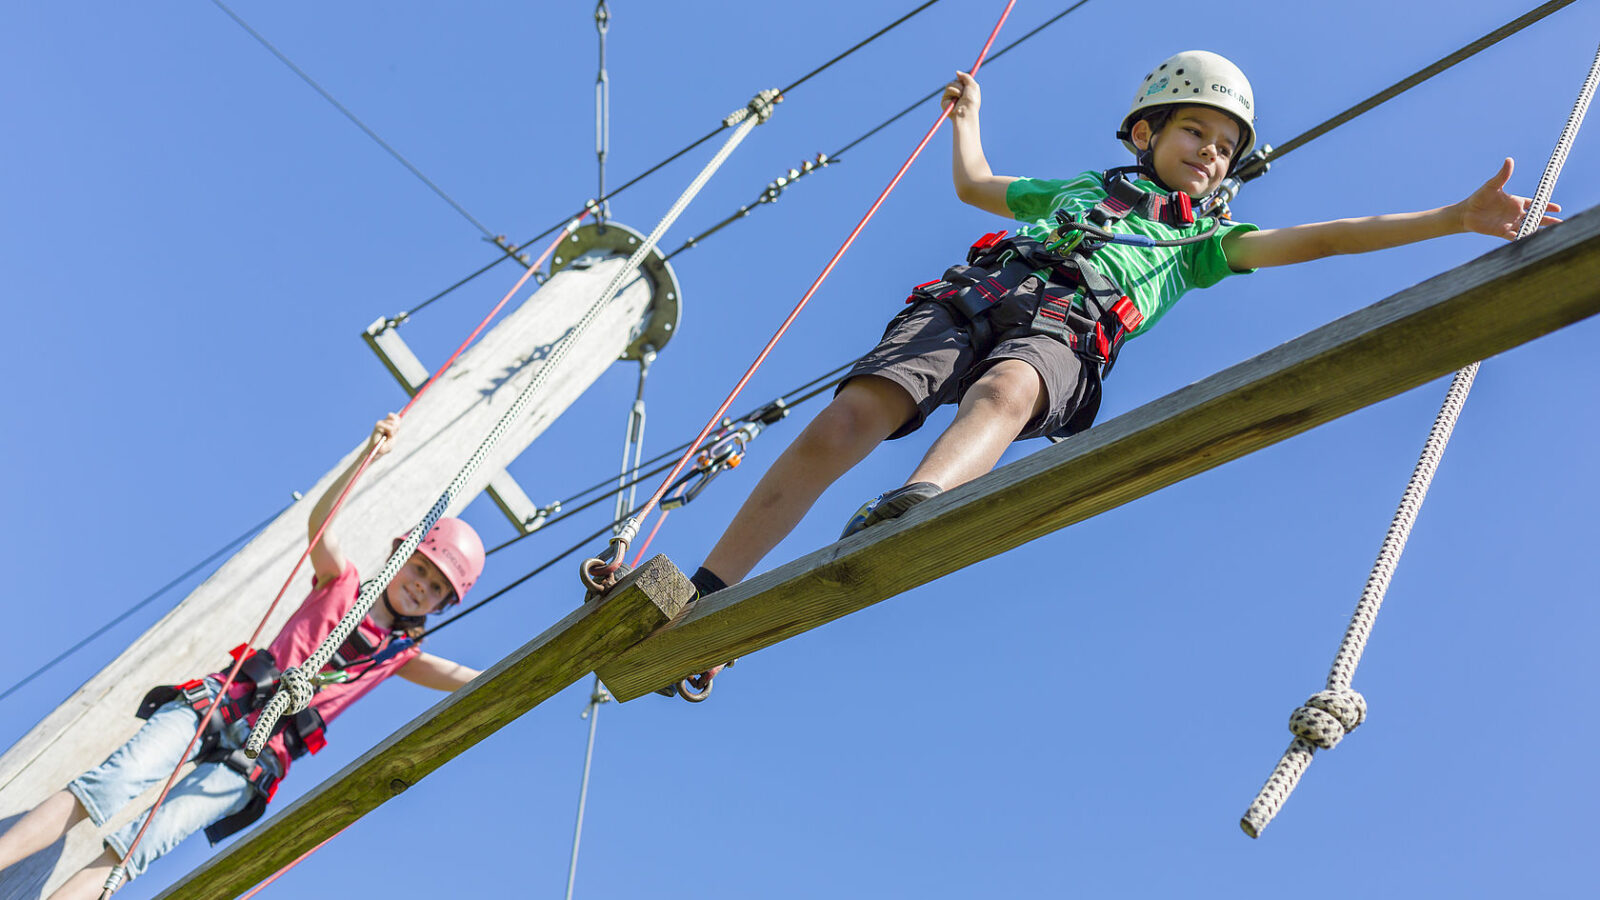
1118, 50, 1256, 166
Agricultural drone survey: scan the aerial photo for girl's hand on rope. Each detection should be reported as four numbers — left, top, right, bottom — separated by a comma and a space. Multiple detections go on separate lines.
1459, 158, 1563, 240
941, 71, 982, 119
369, 413, 401, 457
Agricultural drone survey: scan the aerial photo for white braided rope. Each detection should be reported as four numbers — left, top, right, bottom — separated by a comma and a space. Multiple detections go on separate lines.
1241, 42, 1600, 837
243, 94, 776, 757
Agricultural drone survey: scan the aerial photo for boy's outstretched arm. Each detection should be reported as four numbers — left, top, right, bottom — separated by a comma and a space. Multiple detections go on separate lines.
944, 71, 1016, 218
1222, 159, 1562, 270
308, 414, 400, 587
397, 652, 480, 691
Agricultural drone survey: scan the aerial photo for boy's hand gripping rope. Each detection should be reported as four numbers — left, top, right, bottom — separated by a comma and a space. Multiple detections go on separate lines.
1238, 40, 1598, 840
581, 0, 1017, 590
247, 89, 779, 756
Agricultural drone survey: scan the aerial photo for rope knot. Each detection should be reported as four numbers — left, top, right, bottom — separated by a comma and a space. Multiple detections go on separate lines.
724, 88, 782, 126
1288, 689, 1367, 749
278, 666, 316, 714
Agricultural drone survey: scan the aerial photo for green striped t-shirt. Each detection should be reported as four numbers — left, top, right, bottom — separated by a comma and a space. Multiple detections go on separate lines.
1004, 172, 1258, 338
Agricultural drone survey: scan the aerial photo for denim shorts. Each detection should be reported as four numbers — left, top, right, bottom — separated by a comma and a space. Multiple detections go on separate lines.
67, 678, 282, 878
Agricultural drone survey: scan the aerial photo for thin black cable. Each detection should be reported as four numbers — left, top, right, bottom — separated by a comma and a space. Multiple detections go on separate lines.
399, 123, 730, 320
548, 358, 855, 510
832, 0, 1094, 159
780, 0, 944, 95
0, 505, 288, 705
443, 362, 856, 634
396, 0, 949, 320
425, 519, 623, 639
208, 0, 499, 241
405, 253, 526, 319
485, 455, 686, 556
666, 1, 1095, 258
485, 360, 855, 557
1264, 0, 1579, 163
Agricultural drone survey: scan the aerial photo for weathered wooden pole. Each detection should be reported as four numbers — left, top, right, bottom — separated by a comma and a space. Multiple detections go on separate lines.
0, 221, 679, 899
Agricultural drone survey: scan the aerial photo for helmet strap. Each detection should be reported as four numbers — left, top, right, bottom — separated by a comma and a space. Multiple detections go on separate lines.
1132, 132, 1176, 193
1131, 132, 1230, 214
381, 590, 428, 633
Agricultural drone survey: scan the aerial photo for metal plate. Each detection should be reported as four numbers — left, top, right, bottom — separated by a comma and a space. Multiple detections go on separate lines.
548, 220, 682, 360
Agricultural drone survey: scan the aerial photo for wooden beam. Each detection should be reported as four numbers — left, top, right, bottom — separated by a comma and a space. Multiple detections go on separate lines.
152, 555, 692, 900
597, 206, 1600, 701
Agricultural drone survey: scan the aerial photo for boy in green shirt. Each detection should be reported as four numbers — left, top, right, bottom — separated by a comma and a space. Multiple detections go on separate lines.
669, 51, 1557, 693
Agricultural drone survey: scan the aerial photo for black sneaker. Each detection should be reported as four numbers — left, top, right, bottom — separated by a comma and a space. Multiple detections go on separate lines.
840, 481, 943, 539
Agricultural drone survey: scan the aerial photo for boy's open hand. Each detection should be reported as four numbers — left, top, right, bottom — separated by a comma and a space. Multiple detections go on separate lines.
1460, 158, 1562, 240
941, 71, 981, 119
370, 413, 401, 457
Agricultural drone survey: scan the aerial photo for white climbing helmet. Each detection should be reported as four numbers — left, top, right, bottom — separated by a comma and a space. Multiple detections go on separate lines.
1118, 50, 1256, 163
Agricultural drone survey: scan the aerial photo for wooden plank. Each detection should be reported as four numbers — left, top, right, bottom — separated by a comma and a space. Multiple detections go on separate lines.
152, 555, 692, 900
598, 206, 1600, 701
0, 253, 661, 900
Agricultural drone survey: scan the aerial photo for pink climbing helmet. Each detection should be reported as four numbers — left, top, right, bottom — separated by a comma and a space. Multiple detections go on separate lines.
394, 517, 485, 607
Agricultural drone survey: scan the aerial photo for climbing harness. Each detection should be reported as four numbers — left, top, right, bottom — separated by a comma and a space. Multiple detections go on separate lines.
1238, 38, 1596, 839
127, 629, 413, 843
906, 167, 1220, 384
584, 1, 1017, 592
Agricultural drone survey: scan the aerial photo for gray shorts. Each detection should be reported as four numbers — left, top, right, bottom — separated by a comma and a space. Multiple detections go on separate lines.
67, 678, 280, 878
843, 278, 1102, 441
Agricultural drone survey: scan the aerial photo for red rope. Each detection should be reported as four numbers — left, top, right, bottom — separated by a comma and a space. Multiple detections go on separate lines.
108, 212, 589, 885
630, 509, 672, 567
605, 1, 1016, 573
236, 826, 349, 899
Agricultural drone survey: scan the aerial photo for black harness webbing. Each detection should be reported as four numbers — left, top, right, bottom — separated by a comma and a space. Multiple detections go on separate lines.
133, 628, 395, 843
906, 168, 1215, 380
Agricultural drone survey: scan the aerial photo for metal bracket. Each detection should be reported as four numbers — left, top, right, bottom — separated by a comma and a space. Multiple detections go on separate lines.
361, 316, 556, 535
549, 220, 682, 360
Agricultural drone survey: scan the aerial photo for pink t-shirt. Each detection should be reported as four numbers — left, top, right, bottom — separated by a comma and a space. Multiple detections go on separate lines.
222, 563, 420, 774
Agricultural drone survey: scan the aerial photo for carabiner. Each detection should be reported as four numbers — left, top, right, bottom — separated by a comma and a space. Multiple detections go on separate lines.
579, 532, 632, 595
661, 424, 756, 510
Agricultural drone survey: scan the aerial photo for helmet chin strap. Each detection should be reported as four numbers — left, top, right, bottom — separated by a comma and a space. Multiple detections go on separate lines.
1135, 132, 1230, 214
381, 589, 427, 633
1134, 134, 1176, 193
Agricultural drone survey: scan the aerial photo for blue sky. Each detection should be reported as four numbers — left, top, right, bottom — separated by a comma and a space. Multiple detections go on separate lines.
3, 2, 1598, 897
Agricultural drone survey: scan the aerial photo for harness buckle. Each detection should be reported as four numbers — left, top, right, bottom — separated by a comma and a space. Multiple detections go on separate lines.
1110, 296, 1143, 332
175, 678, 209, 707
1170, 191, 1194, 225
969, 230, 1007, 253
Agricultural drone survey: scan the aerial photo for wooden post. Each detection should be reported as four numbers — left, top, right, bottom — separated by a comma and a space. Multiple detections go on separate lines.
152, 556, 692, 900
597, 206, 1600, 701
0, 222, 680, 899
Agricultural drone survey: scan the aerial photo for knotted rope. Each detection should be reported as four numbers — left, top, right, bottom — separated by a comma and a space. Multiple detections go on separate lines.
243, 88, 779, 757
1239, 40, 1599, 839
